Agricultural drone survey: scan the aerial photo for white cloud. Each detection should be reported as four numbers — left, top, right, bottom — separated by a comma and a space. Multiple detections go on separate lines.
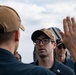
0, 0, 76, 63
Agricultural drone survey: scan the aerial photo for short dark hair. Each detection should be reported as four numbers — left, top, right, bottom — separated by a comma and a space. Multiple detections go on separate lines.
0, 31, 15, 44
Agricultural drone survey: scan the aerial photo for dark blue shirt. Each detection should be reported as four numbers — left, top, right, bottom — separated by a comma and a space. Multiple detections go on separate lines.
74, 63, 76, 75
62, 57, 74, 70
0, 48, 56, 75
31, 59, 75, 75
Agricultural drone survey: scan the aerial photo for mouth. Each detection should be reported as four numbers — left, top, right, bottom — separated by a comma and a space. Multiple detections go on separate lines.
39, 48, 46, 53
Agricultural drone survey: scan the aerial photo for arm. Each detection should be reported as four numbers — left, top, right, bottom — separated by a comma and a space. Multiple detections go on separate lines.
60, 16, 76, 74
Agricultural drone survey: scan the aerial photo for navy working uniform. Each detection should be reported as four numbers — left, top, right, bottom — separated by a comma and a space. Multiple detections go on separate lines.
62, 57, 74, 70
0, 48, 57, 75
31, 58, 75, 75
74, 63, 76, 75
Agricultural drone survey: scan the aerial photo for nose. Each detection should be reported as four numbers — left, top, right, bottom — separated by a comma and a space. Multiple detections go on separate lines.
39, 41, 43, 45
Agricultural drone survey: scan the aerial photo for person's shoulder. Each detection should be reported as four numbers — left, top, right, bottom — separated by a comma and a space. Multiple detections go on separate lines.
15, 62, 56, 75
30, 60, 39, 66
30, 62, 56, 75
66, 58, 74, 63
74, 62, 76, 74
74, 62, 76, 66
32, 66, 56, 75
55, 60, 75, 75
30, 61, 35, 64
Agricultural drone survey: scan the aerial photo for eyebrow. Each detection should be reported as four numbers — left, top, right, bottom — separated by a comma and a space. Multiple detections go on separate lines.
37, 37, 49, 39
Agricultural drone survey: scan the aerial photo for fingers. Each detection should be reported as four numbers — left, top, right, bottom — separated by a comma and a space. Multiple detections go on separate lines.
66, 17, 73, 34
63, 18, 68, 35
71, 17, 76, 32
71, 17, 75, 24
63, 16, 74, 35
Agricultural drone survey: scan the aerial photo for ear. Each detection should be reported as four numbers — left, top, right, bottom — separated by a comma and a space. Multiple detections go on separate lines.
53, 42, 56, 49
15, 30, 20, 41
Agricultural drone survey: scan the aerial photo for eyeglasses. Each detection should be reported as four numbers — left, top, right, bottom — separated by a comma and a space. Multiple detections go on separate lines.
57, 44, 66, 49
34, 39, 54, 45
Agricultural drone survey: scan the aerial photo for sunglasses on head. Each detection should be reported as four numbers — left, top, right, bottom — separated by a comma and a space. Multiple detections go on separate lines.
57, 44, 66, 49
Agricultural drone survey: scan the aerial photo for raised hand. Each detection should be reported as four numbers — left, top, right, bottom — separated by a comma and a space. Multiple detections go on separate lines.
60, 16, 76, 62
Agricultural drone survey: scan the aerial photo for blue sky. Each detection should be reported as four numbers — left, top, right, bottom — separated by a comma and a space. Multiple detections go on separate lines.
0, 0, 76, 63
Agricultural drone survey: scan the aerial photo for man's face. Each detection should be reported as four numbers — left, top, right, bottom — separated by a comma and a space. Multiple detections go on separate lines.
35, 34, 56, 58
55, 44, 67, 57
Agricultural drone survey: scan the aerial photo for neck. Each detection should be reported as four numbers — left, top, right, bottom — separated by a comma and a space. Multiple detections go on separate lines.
38, 55, 54, 69
0, 41, 15, 54
56, 54, 66, 62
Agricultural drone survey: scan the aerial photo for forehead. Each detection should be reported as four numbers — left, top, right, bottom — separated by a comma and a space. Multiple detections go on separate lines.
37, 34, 49, 39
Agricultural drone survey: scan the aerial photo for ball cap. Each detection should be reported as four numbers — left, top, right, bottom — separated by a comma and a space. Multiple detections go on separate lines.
0, 5, 25, 33
31, 28, 56, 42
56, 39, 63, 46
